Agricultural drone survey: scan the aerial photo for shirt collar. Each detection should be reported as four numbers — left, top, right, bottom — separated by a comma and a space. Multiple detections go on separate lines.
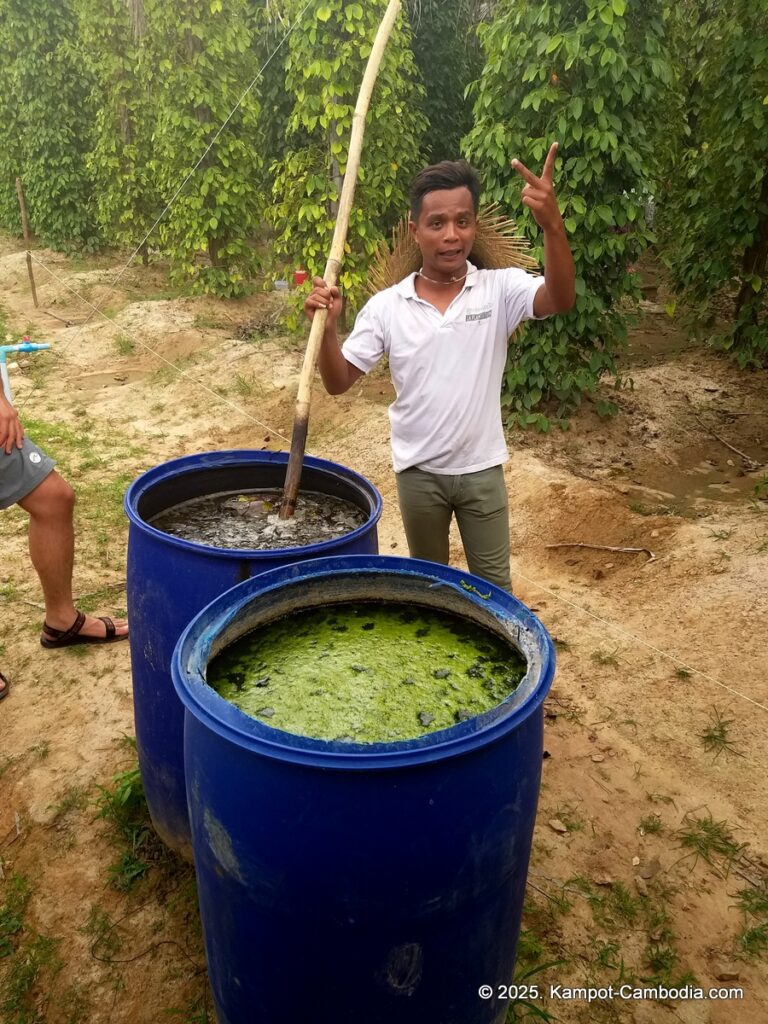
396, 260, 479, 298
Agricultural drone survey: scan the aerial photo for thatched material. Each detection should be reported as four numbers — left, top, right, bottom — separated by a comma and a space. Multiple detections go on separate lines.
366, 203, 539, 296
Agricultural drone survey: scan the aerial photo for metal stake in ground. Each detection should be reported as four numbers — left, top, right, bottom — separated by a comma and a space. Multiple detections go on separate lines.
279, 0, 402, 520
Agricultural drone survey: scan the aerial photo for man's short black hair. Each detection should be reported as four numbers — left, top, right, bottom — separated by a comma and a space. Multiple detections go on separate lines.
409, 160, 481, 221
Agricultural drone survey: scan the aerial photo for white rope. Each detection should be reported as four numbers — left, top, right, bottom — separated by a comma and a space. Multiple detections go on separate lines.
15, 0, 314, 413
510, 562, 768, 713
82, 0, 315, 317
25, 253, 292, 445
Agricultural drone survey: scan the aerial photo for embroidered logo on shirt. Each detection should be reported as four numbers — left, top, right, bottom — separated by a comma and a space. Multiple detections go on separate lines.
465, 304, 493, 323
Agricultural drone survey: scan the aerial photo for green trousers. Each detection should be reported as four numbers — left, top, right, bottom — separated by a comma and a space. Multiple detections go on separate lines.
395, 464, 511, 591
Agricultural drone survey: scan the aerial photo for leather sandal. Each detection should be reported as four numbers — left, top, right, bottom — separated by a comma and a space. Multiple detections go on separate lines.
41, 610, 129, 649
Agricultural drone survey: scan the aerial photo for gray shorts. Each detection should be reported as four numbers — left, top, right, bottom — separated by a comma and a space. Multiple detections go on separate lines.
0, 436, 56, 509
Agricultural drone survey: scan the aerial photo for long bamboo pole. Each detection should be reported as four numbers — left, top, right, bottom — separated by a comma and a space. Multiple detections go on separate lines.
279, 0, 402, 519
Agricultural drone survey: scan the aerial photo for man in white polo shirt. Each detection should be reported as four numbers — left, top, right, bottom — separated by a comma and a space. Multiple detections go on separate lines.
305, 147, 575, 590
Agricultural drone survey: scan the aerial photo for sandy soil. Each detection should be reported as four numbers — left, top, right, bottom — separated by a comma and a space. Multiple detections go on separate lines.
1, 238, 766, 1023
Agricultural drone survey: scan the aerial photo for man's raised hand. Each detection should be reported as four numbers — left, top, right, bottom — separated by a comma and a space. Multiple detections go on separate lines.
511, 142, 564, 234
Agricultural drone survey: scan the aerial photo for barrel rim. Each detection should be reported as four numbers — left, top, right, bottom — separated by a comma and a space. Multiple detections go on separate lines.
123, 449, 383, 559
172, 556, 555, 770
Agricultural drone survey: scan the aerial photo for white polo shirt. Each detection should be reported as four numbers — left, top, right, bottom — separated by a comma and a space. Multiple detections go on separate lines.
341, 262, 544, 474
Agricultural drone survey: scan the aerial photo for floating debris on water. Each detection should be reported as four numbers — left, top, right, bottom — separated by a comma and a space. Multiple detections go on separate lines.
149, 488, 367, 550
209, 601, 527, 743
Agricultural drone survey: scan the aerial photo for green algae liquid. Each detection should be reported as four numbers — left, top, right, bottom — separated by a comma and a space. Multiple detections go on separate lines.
208, 602, 527, 743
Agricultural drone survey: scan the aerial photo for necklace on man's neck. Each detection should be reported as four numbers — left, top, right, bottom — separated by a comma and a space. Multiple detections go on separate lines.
417, 263, 468, 286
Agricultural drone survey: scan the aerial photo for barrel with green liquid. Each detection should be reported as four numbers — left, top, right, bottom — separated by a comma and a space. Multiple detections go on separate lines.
172, 555, 555, 1024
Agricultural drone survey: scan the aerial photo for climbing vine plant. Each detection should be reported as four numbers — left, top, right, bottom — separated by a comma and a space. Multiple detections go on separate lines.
77, 0, 158, 256
407, 0, 485, 164
0, 0, 98, 250
268, 0, 427, 311
465, 0, 670, 428
144, 0, 265, 296
659, 0, 768, 368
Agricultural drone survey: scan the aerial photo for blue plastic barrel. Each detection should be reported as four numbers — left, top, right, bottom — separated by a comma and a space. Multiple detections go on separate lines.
172, 555, 555, 1024
124, 451, 382, 859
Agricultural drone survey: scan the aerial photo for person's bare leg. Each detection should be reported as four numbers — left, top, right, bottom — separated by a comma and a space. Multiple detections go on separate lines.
17, 471, 128, 640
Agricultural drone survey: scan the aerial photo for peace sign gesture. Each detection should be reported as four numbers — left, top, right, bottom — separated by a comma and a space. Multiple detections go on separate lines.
511, 142, 563, 233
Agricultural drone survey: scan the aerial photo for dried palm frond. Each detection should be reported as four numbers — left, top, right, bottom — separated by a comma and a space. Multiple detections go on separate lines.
366, 202, 539, 296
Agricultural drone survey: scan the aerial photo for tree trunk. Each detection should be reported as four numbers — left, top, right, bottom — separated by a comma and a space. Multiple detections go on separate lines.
126, 0, 146, 42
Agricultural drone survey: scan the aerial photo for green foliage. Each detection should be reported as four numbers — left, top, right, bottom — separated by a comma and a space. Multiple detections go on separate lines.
407, 0, 485, 162
145, 0, 265, 296
96, 765, 166, 891
77, 0, 158, 253
268, 0, 427, 310
659, 0, 768, 368
465, 0, 670, 426
0, 874, 61, 1024
0, 876, 30, 959
0, 0, 98, 249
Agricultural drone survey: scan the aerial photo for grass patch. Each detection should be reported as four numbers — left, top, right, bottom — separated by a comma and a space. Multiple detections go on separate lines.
193, 312, 232, 331
165, 997, 213, 1024
552, 805, 584, 834
601, 883, 641, 927
0, 875, 30, 959
590, 646, 620, 669
234, 373, 254, 397
96, 766, 168, 892
113, 333, 135, 356
629, 502, 654, 516
149, 352, 199, 386
675, 811, 746, 876
80, 905, 123, 961
707, 528, 734, 540
95, 748, 192, 895
1, 933, 61, 1023
0, 875, 62, 1024
733, 882, 768, 959
638, 814, 664, 836
50, 785, 89, 822
507, 920, 564, 1022
699, 708, 741, 759
644, 942, 679, 979
736, 922, 768, 958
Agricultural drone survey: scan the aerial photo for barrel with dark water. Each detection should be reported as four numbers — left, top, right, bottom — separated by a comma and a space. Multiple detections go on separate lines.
172, 555, 555, 1024
124, 451, 382, 859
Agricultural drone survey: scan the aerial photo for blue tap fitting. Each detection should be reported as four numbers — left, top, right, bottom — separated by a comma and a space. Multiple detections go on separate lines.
0, 337, 51, 404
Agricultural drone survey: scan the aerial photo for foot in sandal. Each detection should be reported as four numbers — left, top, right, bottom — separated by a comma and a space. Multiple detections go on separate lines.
41, 610, 129, 649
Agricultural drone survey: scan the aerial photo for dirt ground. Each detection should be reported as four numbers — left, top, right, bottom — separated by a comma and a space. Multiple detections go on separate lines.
1, 237, 766, 1024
